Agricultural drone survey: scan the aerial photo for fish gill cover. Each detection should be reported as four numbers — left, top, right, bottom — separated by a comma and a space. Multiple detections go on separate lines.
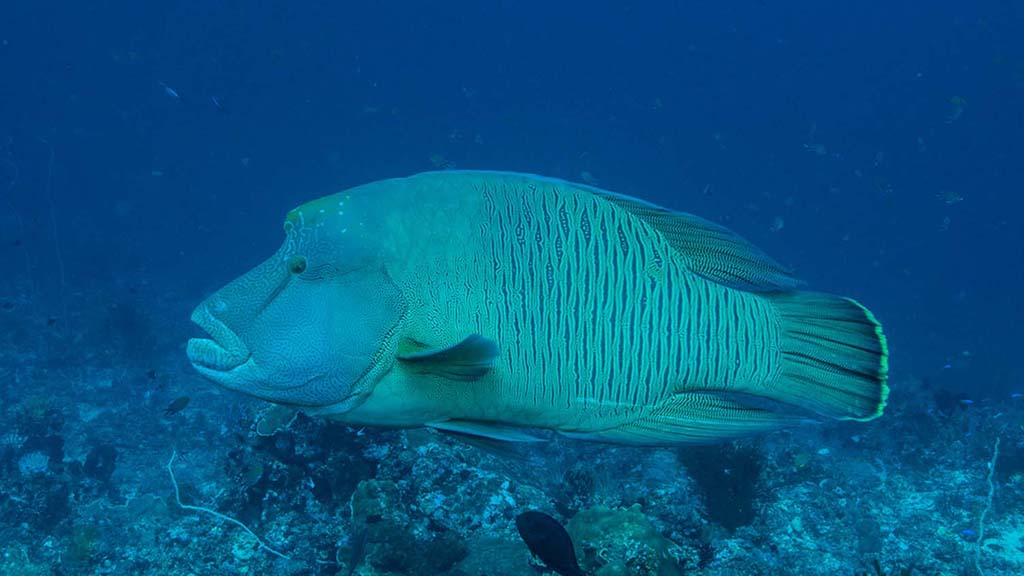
0, 1, 1023, 575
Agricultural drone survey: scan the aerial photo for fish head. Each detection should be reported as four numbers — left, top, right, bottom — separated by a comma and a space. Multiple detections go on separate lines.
187, 191, 405, 411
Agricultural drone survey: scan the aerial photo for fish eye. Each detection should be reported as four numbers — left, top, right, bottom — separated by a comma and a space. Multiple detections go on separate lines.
287, 255, 307, 275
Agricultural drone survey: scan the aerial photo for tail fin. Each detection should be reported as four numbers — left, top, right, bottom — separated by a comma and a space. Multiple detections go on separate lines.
769, 291, 889, 421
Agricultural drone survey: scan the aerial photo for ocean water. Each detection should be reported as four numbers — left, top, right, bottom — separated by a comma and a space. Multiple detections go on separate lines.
1, 1, 1022, 575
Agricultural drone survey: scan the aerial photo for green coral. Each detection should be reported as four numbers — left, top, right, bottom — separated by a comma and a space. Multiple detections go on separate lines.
566, 504, 683, 576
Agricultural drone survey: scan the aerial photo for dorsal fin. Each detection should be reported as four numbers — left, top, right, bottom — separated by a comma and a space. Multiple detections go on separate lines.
416, 170, 800, 291
593, 189, 802, 292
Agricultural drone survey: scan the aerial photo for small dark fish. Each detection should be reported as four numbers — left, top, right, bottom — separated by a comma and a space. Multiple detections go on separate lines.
164, 395, 190, 416
46, 317, 58, 327
146, 369, 157, 380
515, 511, 586, 576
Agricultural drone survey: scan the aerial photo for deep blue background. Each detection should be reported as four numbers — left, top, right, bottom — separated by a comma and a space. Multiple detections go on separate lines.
2, 1, 1021, 398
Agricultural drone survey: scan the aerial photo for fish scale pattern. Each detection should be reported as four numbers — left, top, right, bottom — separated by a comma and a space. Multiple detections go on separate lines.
465, 175, 781, 430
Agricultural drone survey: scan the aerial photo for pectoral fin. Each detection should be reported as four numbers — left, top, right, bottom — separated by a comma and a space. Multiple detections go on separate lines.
397, 334, 499, 381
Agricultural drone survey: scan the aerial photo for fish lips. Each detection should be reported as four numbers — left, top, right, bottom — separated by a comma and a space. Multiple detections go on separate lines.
187, 303, 252, 376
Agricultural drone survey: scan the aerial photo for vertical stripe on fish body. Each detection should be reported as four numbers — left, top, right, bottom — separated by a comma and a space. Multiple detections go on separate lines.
365, 171, 887, 445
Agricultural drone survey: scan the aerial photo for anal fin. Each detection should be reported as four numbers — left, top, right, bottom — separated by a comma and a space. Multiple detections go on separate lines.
560, 393, 812, 446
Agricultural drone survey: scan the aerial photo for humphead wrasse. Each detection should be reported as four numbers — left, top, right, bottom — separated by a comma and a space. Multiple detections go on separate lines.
187, 171, 888, 445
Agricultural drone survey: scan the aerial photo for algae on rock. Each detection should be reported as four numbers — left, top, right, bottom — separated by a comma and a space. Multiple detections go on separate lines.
567, 504, 683, 576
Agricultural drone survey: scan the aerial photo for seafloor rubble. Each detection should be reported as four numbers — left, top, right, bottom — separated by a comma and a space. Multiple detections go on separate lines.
1, 285, 1022, 575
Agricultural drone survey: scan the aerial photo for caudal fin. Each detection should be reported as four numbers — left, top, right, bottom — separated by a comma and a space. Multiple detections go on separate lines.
769, 291, 889, 421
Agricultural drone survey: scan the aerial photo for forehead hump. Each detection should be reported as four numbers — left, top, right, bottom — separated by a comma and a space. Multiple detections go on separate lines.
280, 192, 365, 255
284, 193, 354, 234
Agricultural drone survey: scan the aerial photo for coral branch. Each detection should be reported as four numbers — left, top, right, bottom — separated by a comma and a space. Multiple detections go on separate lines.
973, 436, 1000, 576
166, 451, 290, 560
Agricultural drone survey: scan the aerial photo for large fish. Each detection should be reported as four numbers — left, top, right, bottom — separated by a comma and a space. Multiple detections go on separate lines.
187, 171, 888, 445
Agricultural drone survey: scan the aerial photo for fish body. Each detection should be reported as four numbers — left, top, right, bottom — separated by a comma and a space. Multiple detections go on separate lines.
211, 96, 230, 115
159, 81, 181, 100
515, 511, 585, 576
187, 171, 888, 445
163, 395, 190, 416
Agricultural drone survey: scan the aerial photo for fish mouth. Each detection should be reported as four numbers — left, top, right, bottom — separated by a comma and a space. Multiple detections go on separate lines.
187, 303, 251, 373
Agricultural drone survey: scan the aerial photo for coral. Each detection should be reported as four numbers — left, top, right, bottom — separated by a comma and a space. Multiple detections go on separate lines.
351, 478, 404, 526
0, 546, 50, 576
17, 451, 49, 476
166, 451, 290, 560
975, 436, 1000, 576
348, 477, 469, 574
64, 525, 101, 568
566, 504, 684, 576
553, 463, 597, 516
82, 444, 117, 483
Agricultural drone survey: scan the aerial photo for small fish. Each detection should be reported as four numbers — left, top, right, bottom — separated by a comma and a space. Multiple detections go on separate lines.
803, 142, 828, 156
164, 395, 190, 416
946, 96, 967, 124
936, 189, 964, 206
1011, 393, 1022, 399
159, 82, 181, 101
211, 96, 230, 115
515, 511, 586, 576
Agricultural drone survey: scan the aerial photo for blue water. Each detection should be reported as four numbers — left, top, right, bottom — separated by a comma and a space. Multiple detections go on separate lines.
2, 1, 1022, 575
